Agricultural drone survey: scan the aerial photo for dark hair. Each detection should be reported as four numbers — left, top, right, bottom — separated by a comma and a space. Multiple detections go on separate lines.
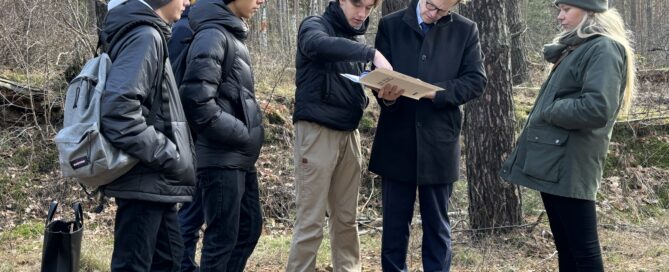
347, 0, 383, 8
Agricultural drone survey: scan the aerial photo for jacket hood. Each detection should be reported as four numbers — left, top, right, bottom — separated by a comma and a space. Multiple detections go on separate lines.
101, 0, 172, 48
189, 0, 248, 40
323, 1, 369, 36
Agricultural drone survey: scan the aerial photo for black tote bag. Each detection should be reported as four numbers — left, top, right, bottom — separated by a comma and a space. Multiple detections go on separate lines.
40, 201, 83, 272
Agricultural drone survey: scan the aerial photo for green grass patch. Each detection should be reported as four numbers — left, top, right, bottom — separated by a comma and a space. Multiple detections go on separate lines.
604, 123, 669, 176
0, 174, 30, 207
79, 234, 114, 272
453, 247, 483, 267
358, 112, 377, 134
657, 182, 669, 209
0, 221, 43, 243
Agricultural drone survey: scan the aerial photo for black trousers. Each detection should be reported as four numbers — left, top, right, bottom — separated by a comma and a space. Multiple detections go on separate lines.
541, 192, 604, 271
111, 198, 184, 272
199, 168, 263, 272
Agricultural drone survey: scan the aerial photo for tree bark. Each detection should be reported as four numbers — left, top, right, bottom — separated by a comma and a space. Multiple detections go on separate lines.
382, 0, 410, 15
645, 0, 653, 51
505, 0, 529, 85
459, 0, 523, 234
92, 0, 106, 34
630, 0, 637, 34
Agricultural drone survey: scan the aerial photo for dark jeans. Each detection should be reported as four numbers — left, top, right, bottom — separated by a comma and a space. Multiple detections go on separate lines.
541, 192, 604, 271
199, 168, 263, 272
111, 198, 184, 272
178, 182, 204, 272
381, 178, 454, 272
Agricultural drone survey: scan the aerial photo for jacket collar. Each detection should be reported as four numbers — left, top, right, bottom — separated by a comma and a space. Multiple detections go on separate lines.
323, 1, 370, 36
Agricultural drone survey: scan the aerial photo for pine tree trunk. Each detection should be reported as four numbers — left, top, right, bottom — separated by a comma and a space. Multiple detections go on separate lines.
92, 0, 106, 34
382, 0, 410, 15
459, 0, 523, 234
506, 0, 529, 85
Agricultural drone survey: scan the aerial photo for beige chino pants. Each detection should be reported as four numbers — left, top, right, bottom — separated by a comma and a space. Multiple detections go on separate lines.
286, 121, 362, 272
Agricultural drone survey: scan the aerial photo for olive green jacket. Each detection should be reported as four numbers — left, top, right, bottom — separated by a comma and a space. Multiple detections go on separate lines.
500, 36, 627, 201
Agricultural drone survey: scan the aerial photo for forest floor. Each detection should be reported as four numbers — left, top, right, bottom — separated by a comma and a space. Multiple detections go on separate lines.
1, 81, 669, 271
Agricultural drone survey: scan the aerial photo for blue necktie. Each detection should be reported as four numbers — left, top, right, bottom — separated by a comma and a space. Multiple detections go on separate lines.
420, 22, 433, 34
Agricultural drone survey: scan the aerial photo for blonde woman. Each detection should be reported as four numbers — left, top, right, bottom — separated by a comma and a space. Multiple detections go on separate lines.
500, 0, 635, 270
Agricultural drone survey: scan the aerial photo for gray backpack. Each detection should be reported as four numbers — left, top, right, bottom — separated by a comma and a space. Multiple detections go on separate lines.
55, 23, 165, 188
55, 52, 137, 187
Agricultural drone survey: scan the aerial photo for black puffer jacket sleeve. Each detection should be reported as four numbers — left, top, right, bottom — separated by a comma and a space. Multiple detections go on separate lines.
299, 17, 375, 63
179, 28, 250, 146
100, 27, 181, 174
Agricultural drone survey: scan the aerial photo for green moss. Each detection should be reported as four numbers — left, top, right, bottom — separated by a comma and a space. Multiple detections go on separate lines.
0, 175, 29, 207
31, 145, 59, 173
604, 124, 669, 177
625, 137, 669, 168
265, 110, 286, 125
0, 143, 57, 173
0, 221, 43, 242
657, 183, 669, 209
358, 113, 377, 134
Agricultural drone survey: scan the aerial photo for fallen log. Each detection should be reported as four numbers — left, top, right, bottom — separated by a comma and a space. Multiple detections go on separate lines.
0, 76, 58, 127
0, 77, 48, 110
637, 69, 669, 83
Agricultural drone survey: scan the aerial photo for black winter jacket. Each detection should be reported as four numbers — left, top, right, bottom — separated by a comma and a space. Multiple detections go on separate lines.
293, 1, 377, 131
99, 0, 196, 202
369, 0, 487, 185
180, 0, 264, 171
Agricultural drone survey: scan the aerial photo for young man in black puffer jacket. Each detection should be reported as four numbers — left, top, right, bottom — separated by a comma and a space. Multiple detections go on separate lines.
99, 0, 195, 271
178, 0, 266, 270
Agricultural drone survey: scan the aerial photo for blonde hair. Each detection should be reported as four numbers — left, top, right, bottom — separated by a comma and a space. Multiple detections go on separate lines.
555, 8, 636, 116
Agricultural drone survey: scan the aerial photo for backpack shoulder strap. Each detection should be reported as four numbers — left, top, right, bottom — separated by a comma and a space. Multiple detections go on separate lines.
147, 26, 171, 139
215, 26, 237, 80
103, 21, 170, 137
186, 25, 237, 81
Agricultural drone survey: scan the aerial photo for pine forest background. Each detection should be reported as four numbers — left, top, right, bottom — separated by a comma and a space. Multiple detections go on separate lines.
1, 0, 668, 271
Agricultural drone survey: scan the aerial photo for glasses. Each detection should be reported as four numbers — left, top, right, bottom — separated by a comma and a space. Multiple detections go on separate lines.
424, 0, 449, 15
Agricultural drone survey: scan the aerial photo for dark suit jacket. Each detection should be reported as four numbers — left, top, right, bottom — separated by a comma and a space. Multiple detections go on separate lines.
369, 0, 487, 185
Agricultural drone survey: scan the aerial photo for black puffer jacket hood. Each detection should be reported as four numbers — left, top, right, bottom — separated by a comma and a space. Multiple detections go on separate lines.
101, 0, 172, 49
323, 0, 370, 37
180, 0, 264, 171
189, 0, 248, 41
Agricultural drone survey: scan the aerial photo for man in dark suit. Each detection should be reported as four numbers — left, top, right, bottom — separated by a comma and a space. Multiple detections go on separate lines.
369, 0, 486, 270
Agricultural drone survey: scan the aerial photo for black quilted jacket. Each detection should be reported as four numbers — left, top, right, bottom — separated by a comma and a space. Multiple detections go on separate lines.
180, 0, 264, 171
